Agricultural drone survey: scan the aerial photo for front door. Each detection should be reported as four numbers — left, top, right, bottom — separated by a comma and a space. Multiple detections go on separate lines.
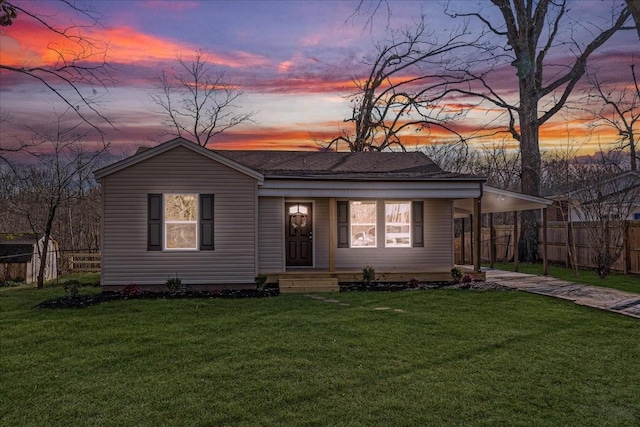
285, 202, 313, 267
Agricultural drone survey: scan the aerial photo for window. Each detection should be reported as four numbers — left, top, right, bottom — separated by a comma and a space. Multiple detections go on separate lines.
165, 194, 198, 249
148, 194, 214, 251
337, 200, 424, 249
385, 202, 411, 247
350, 201, 377, 247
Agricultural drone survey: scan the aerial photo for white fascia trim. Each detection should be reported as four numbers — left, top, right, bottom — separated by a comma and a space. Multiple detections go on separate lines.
484, 186, 553, 206
259, 179, 482, 199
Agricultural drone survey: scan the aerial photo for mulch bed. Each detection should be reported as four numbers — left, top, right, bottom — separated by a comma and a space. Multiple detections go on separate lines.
340, 281, 513, 292
36, 281, 513, 309
35, 288, 280, 309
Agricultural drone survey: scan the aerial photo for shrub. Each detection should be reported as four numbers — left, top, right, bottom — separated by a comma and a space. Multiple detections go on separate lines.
121, 284, 140, 296
165, 276, 183, 293
62, 279, 82, 297
460, 273, 476, 289
362, 265, 375, 286
461, 273, 475, 284
255, 274, 268, 291
451, 268, 463, 283
0, 280, 24, 288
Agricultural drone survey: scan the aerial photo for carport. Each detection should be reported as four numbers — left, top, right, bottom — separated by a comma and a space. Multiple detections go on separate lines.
454, 185, 553, 274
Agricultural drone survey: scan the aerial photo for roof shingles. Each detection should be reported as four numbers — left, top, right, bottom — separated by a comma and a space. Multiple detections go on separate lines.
215, 150, 480, 180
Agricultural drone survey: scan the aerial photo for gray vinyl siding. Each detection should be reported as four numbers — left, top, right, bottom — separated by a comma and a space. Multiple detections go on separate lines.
257, 197, 284, 272
257, 198, 331, 272
101, 145, 258, 286
334, 199, 453, 270
312, 198, 330, 269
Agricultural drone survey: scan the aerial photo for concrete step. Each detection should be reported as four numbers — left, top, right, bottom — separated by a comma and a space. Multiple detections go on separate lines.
279, 278, 340, 293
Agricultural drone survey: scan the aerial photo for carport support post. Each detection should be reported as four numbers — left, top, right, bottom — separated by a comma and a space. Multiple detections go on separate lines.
513, 211, 519, 272
329, 197, 336, 273
542, 208, 548, 276
473, 197, 482, 272
461, 217, 466, 264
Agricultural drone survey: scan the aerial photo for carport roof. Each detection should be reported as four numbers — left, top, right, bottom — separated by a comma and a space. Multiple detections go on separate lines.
454, 186, 552, 218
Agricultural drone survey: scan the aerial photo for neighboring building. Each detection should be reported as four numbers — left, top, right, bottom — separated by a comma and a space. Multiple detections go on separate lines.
548, 171, 640, 222
0, 233, 59, 284
94, 137, 550, 292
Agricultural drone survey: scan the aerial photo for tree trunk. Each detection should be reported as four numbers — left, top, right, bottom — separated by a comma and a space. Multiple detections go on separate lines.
37, 204, 58, 289
517, 89, 542, 262
630, 133, 637, 171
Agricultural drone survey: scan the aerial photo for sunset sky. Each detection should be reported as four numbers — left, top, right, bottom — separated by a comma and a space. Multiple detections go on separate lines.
0, 0, 637, 157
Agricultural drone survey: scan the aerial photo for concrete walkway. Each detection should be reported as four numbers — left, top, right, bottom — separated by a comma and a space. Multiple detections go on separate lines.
485, 270, 640, 319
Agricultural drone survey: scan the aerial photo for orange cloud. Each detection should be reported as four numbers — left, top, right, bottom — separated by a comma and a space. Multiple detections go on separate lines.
0, 14, 268, 69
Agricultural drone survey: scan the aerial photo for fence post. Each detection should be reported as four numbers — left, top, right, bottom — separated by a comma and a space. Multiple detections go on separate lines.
69, 254, 74, 272
513, 211, 519, 272
623, 220, 630, 275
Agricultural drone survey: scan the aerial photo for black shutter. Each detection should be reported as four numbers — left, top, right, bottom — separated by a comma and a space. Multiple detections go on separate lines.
148, 194, 162, 251
200, 194, 214, 250
337, 201, 349, 248
412, 201, 424, 247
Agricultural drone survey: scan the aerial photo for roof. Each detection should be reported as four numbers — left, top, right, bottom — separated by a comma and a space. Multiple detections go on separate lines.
94, 138, 265, 182
547, 171, 640, 203
0, 233, 39, 263
454, 186, 552, 217
94, 137, 484, 182
216, 150, 481, 180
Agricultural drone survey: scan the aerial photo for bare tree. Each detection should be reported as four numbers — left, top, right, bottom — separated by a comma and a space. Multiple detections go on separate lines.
474, 140, 521, 191
627, 0, 640, 38
349, 1, 631, 261
567, 158, 640, 278
1, 109, 108, 288
150, 50, 254, 147
446, 0, 632, 262
328, 16, 485, 152
0, 0, 113, 135
421, 142, 477, 174
586, 64, 639, 171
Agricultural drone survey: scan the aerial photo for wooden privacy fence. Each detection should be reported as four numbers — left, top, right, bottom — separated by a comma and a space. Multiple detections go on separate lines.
454, 220, 640, 274
68, 253, 100, 273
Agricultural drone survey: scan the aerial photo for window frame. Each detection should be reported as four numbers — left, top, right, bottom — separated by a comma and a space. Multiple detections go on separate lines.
349, 200, 377, 248
384, 201, 412, 248
337, 199, 424, 249
164, 193, 199, 251
147, 193, 215, 252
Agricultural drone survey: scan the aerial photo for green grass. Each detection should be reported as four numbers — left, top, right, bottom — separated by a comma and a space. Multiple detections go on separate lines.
488, 262, 640, 294
1, 287, 639, 426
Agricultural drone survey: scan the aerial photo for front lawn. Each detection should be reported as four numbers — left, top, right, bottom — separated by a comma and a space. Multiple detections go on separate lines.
488, 262, 640, 294
1, 287, 639, 426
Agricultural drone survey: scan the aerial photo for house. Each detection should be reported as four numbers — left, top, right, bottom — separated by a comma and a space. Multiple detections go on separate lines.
548, 171, 640, 222
94, 137, 551, 292
0, 233, 59, 284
